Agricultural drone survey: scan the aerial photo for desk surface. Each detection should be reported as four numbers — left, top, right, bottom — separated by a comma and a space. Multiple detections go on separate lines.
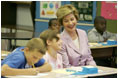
1, 32, 41, 40
1, 32, 39, 50
6, 66, 117, 78
89, 43, 117, 49
90, 45, 117, 49
2, 25, 33, 32
1, 32, 33, 40
90, 43, 117, 58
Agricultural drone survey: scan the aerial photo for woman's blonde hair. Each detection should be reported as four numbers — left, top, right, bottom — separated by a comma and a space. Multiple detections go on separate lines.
26, 38, 46, 54
56, 4, 79, 26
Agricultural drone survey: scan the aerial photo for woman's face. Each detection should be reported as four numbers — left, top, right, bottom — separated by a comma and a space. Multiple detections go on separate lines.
62, 13, 77, 33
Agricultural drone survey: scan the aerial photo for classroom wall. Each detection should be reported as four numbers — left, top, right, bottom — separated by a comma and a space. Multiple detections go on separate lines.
35, 1, 117, 37
2, 1, 117, 50
17, 4, 33, 27
34, 1, 94, 37
16, 4, 33, 46
1, 2, 34, 50
96, 2, 117, 33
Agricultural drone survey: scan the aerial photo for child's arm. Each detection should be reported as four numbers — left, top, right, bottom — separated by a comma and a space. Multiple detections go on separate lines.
36, 62, 52, 73
1, 64, 39, 76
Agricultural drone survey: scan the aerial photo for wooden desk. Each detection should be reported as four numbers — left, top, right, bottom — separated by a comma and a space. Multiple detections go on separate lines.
89, 43, 117, 67
90, 45, 117, 49
1, 31, 41, 51
6, 66, 117, 78
90, 45, 117, 58
1, 32, 33, 50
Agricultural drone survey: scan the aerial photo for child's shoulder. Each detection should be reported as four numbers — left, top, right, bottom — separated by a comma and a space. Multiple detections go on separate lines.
11, 47, 25, 58
12, 46, 24, 51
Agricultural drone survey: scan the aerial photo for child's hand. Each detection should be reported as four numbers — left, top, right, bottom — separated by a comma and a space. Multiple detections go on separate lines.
104, 38, 108, 42
28, 68, 39, 75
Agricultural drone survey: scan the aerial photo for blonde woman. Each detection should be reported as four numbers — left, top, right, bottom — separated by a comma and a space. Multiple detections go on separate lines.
56, 4, 96, 68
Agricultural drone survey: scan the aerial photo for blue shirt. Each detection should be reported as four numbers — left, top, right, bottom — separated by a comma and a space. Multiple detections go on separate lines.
1, 47, 45, 69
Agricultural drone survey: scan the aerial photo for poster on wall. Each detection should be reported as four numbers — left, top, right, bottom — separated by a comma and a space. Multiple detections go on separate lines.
101, 1, 117, 20
71, 1, 93, 22
40, 1, 61, 18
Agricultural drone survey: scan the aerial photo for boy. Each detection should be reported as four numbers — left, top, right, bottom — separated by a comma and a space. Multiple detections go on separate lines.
48, 18, 61, 32
88, 16, 117, 42
40, 29, 63, 69
1, 38, 52, 76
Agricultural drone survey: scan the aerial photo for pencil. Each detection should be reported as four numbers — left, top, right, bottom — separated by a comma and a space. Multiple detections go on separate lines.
32, 63, 35, 68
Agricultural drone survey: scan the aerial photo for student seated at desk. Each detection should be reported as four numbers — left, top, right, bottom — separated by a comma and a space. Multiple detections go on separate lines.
48, 18, 61, 32
1, 38, 52, 76
40, 29, 63, 69
88, 16, 117, 43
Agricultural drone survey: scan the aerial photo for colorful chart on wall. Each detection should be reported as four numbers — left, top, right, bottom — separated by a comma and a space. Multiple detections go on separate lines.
101, 1, 117, 20
40, 1, 61, 18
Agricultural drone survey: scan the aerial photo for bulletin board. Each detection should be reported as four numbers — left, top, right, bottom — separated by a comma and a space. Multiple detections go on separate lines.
40, 1, 61, 18
71, 1, 93, 22
71, 1, 96, 24
101, 1, 117, 20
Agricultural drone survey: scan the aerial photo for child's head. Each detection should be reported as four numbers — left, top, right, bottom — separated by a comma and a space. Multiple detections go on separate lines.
48, 18, 61, 32
56, 4, 79, 26
25, 38, 46, 65
94, 16, 106, 33
40, 29, 62, 51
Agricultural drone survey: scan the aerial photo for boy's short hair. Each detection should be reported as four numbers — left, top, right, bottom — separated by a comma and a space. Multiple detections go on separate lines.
26, 38, 46, 54
94, 16, 106, 26
39, 29, 59, 48
48, 18, 57, 28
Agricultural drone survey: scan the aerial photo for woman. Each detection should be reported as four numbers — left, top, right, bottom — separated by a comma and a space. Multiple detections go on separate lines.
56, 4, 96, 68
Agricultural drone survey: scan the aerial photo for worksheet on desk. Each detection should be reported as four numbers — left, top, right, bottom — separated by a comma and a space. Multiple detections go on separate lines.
10, 73, 49, 78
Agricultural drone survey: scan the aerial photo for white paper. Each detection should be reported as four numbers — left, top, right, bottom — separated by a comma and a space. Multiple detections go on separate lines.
2, 54, 8, 56
13, 73, 48, 78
